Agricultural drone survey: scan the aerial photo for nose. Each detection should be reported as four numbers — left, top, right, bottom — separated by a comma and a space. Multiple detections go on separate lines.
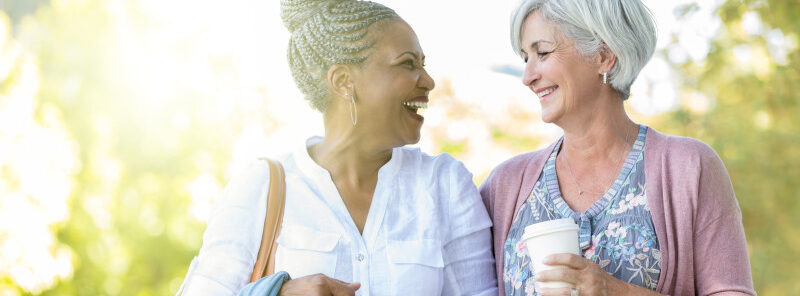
418, 68, 436, 91
522, 59, 540, 89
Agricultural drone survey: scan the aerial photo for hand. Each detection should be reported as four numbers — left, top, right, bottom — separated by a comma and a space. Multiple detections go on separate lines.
278, 273, 361, 296
535, 253, 659, 296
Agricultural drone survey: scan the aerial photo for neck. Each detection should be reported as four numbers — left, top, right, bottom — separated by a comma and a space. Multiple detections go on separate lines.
311, 112, 393, 188
557, 91, 636, 163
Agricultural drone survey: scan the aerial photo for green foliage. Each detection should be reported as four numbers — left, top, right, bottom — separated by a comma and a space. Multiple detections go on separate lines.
658, 0, 800, 294
2, 0, 274, 294
0, 0, 797, 295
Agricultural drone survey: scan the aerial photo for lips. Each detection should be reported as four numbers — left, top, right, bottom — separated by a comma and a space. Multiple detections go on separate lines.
403, 96, 428, 121
534, 85, 558, 100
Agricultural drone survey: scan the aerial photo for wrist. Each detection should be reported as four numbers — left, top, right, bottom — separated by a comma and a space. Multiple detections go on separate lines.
275, 271, 292, 295
619, 281, 659, 296
607, 276, 635, 296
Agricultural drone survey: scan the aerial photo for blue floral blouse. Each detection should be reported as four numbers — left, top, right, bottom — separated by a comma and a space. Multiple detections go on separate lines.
503, 125, 660, 295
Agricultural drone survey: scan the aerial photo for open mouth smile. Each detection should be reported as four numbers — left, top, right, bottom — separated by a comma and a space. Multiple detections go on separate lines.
403, 97, 428, 121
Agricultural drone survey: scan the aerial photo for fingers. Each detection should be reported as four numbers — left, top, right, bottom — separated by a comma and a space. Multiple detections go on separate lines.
281, 274, 359, 296
327, 280, 357, 296
536, 267, 580, 285
544, 253, 588, 270
537, 286, 573, 296
323, 276, 358, 296
324, 275, 352, 286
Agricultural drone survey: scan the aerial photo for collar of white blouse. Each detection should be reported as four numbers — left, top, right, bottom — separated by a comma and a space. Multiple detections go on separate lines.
291, 136, 403, 246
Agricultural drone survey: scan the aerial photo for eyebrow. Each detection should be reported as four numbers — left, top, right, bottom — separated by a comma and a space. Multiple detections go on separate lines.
396, 51, 425, 61
528, 40, 554, 50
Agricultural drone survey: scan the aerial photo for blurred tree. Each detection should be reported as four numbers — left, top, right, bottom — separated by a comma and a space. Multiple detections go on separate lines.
656, 0, 800, 294
3, 0, 280, 294
0, 0, 797, 295
0, 11, 77, 295
0, 0, 49, 23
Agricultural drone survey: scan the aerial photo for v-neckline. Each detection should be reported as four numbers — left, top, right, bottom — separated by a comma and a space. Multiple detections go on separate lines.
294, 136, 401, 247
545, 125, 647, 221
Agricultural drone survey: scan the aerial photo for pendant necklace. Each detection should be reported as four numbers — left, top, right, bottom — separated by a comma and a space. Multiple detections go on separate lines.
562, 123, 631, 196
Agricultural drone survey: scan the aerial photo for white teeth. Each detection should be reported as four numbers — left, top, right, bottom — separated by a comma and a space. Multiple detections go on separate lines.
537, 87, 556, 98
403, 101, 428, 109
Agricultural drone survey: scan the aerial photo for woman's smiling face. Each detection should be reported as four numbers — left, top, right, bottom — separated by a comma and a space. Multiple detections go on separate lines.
519, 11, 605, 125
349, 19, 435, 147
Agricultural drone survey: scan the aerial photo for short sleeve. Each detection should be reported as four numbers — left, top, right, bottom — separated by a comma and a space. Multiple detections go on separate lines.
445, 159, 493, 243
440, 158, 497, 295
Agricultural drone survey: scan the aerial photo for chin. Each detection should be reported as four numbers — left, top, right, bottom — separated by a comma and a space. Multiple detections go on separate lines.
540, 112, 557, 124
407, 135, 421, 145
402, 131, 422, 146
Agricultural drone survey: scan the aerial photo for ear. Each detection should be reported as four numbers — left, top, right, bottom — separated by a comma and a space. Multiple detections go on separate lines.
596, 43, 617, 75
327, 64, 354, 101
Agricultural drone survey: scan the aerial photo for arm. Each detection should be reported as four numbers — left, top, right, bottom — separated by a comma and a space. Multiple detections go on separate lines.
237, 272, 291, 296
442, 228, 497, 296
693, 148, 755, 295
179, 160, 361, 296
537, 254, 666, 296
180, 161, 271, 295
478, 169, 496, 221
441, 161, 498, 296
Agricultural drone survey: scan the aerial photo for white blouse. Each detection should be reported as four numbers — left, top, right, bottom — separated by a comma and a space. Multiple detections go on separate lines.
180, 137, 497, 295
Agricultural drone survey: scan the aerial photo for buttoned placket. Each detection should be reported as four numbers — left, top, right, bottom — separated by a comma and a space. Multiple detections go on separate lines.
297, 139, 400, 296
346, 156, 395, 296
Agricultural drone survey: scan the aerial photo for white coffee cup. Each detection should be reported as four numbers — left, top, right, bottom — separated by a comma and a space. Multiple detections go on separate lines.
521, 218, 580, 289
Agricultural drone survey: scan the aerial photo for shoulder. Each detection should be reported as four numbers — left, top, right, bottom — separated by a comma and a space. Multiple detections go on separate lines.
493, 149, 548, 176
482, 143, 554, 189
646, 129, 724, 170
397, 146, 472, 180
654, 131, 715, 155
645, 129, 736, 213
214, 159, 273, 210
231, 159, 272, 186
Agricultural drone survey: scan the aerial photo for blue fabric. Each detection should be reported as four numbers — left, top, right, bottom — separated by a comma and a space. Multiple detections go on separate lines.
237, 271, 291, 296
503, 125, 661, 295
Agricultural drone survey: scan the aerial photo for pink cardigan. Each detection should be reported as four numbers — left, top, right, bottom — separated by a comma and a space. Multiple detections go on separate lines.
479, 127, 755, 295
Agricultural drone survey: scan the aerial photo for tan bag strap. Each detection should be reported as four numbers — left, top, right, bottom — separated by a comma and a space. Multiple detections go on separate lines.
250, 158, 286, 282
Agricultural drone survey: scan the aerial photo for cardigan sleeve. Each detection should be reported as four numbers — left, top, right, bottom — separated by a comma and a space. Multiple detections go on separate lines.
692, 145, 755, 295
478, 170, 497, 221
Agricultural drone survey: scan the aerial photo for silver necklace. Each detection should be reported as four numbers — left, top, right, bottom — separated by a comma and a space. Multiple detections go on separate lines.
562, 123, 632, 196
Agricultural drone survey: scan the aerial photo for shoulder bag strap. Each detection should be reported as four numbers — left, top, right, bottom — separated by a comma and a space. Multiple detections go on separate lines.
250, 158, 286, 282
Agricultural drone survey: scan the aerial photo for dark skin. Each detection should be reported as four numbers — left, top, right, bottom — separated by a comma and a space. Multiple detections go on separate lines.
279, 19, 434, 296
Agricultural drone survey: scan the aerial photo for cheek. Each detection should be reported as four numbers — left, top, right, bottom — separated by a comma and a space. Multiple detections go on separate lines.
367, 69, 406, 93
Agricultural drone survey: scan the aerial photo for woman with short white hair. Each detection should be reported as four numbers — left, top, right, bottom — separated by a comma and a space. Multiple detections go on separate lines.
480, 0, 755, 295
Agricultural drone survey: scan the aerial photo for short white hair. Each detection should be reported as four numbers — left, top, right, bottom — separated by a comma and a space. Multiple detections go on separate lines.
510, 0, 657, 100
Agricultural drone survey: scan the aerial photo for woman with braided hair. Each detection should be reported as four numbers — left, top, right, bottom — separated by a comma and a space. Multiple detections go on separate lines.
178, 0, 498, 295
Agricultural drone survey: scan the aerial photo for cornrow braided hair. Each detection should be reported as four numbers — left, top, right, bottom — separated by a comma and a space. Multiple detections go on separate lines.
280, 0, 398, 112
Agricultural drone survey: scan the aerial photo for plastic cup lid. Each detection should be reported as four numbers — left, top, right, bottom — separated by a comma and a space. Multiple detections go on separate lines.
522, 218, 579, 238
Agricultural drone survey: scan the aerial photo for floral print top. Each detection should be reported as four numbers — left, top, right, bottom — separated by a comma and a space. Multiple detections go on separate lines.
503, 125, 660, 295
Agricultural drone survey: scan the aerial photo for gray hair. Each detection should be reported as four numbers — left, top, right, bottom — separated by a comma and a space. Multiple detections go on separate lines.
280, 0, 399, 112
510, 0, 656, 100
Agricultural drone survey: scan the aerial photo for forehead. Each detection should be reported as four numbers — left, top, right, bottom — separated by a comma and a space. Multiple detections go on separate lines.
521, 11, 556, 44
370, 20, 423, 57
